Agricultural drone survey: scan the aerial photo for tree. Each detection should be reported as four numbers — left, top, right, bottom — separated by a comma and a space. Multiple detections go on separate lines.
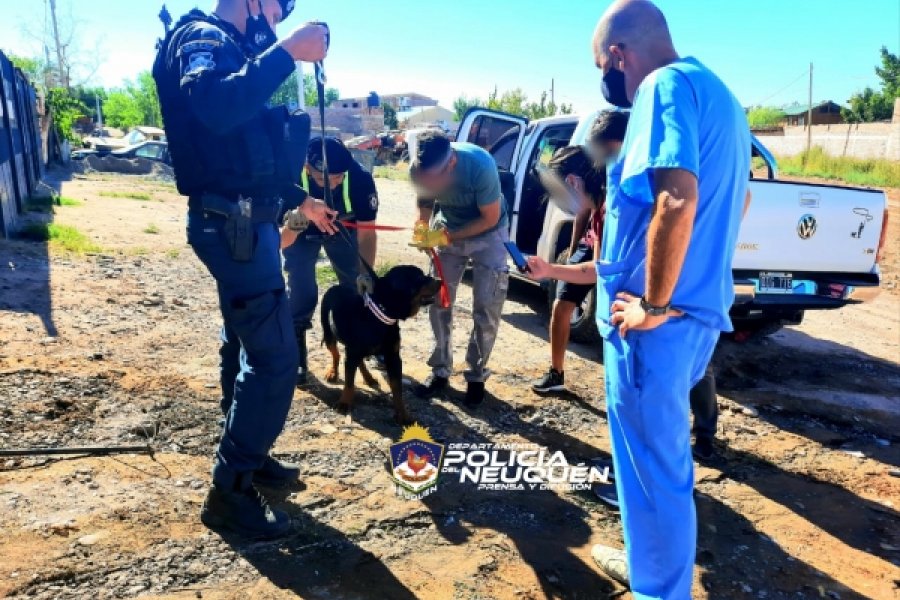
453, 95, 482, 121
5, 53, 46, 85
103, 91, 142, 130
46, 87, 88, 143
460, 87, 574, 120
270, 72, 339, 109
127, 72, 162, 127
383, 103, 398, 130
842, 46, 899, 123
747, 106, 786, 128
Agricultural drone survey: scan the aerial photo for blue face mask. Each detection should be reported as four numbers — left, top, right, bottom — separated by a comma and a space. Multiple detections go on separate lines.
246, 1, 277, 53
601, 67, 632, 109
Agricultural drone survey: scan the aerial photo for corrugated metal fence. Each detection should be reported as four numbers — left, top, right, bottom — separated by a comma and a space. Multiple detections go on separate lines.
0, 50, 43, 239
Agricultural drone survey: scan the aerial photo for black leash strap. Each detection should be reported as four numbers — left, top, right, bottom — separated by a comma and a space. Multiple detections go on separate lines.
313, 58, 378, 282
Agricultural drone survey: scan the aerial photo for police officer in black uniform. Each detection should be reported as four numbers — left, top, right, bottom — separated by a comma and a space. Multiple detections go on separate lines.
281, 137, 380, 383
153, 0, 334, 539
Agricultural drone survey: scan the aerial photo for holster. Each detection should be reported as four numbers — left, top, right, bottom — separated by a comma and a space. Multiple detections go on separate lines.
201, 193, 282, 262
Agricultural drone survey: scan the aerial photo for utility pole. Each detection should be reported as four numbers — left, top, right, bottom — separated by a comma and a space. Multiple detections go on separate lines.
48, 0, 68, 89
805, 62, 813, 158
551, 78, 555, 105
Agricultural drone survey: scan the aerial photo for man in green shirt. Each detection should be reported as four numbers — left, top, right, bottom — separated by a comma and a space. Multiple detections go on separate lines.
410, 131, 509, 407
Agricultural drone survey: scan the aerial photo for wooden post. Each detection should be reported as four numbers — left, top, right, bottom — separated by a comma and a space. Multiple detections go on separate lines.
48, 0, 69, 89
805, 62, 813, 159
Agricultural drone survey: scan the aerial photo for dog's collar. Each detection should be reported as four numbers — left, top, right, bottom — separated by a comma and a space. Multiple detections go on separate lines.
363, 293, 397, 326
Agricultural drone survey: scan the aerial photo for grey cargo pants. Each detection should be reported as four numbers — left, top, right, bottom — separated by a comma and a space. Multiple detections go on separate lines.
427, 228, 510, 383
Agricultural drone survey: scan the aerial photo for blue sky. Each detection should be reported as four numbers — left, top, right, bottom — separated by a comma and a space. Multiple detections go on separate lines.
1, 0, 897, 114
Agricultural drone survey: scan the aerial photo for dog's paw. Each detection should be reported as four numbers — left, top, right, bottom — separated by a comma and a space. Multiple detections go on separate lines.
324, 369, 339, 384
337, 402, 352, 415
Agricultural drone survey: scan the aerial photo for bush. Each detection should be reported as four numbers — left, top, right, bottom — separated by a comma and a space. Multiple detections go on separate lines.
777, 147, 900, 188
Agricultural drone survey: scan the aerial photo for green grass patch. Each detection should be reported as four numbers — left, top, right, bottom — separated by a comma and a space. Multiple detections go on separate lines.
165, 248, 181, 259
314, 259, 397, 287
99, 190, 154, 201
776, 147, 900, 188
373, 163, 410, 182
57, 196, 82, 206
18, 223, 101, 254
143, 223, 160, 234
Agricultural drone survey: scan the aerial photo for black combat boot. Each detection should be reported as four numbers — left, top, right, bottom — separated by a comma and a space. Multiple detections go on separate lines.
295, 326, 308, 386
254, 456, 301, 488
200, 473, 291, 539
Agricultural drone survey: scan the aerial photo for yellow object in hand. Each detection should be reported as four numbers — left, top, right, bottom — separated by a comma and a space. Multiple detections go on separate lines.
409, 220, 450, 249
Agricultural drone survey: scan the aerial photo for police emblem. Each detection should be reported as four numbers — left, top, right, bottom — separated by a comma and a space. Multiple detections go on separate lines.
390, 423, 443, 498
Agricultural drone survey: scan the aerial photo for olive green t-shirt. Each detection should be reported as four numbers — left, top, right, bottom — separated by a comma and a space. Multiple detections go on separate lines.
433, 142, 508, 232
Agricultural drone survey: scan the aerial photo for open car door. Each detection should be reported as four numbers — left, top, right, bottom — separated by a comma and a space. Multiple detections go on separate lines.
456, 108, 528, 173
456, 108, 529, 234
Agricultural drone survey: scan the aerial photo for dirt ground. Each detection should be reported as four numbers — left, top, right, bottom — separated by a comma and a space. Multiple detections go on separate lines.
0, 169, 898, 600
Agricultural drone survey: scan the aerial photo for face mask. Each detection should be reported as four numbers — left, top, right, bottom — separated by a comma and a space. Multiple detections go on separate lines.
601, 67, 631, 109
246, 1, 277, 52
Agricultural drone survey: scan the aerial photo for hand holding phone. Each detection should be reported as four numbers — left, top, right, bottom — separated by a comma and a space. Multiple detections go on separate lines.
503, 241, 530, 273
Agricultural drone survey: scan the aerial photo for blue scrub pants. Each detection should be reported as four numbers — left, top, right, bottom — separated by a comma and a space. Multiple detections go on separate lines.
187, 211, 299, 488
604, 317, 718, 600
282, 232, 359, 331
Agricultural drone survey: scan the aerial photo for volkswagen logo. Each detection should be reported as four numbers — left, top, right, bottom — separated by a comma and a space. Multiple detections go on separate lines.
797, 214, 817, 240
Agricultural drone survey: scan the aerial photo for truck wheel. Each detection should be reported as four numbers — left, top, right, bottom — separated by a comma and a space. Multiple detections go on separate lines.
546, 250, 601, 345
728, 318, 784, 340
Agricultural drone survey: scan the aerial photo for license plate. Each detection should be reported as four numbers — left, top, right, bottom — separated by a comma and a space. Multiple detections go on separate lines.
759, 271, 793, 294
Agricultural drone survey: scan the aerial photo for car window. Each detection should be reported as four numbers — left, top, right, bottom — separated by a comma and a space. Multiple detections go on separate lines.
135, 144, 160, 159
529, 124, 577, 171
463, 115, 522, 171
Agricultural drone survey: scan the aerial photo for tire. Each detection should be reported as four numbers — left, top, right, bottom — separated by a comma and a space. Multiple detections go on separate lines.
726, 318, 784, 340
546, 250, 600, 345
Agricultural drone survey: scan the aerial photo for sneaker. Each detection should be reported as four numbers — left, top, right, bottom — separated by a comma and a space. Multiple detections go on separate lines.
590, 544, 630, 587
414, 375, 448, 397
531, 368, 565, 393
200, 481, 291, 539
464, 381, 485, 408
254, 456, 301, 488
592, 481, 620, 509
692, 437, 716, 461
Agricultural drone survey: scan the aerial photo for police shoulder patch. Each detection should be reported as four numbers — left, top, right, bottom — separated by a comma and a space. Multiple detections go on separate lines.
184, 51, 216, 76
369, 193, 379, 211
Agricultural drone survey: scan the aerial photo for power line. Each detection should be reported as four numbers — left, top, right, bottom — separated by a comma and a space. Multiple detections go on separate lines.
750, 70, 808, 107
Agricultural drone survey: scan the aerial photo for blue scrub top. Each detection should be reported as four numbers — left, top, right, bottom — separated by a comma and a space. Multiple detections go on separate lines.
599, 57, 751, 334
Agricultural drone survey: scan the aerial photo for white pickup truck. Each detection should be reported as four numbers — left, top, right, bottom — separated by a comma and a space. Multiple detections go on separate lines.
456, 109, 889, 341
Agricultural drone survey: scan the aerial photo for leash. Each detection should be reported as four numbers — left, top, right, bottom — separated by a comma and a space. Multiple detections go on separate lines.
313, 55, 448, 308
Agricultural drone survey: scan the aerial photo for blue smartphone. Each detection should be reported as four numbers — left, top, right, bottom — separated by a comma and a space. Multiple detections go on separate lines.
503, 241, 530, 273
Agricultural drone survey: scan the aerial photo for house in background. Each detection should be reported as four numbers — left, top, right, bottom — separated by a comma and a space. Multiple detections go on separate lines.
782, 100, 844, 126
397, 105, 458, 134
336, 92, 438, 112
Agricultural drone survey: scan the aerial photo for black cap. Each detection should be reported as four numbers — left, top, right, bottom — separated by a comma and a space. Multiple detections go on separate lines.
307, 137, 352, 173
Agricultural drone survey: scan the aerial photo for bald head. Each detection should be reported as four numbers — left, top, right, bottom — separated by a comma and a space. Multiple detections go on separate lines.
593, 0, 678, 104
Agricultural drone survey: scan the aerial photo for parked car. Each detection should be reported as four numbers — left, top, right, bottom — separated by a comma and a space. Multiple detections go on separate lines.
72, 141, 171, 166
456, 108, 889, 340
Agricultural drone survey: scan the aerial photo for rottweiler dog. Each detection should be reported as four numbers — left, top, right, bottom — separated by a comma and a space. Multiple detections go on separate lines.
320, 265, 442, 424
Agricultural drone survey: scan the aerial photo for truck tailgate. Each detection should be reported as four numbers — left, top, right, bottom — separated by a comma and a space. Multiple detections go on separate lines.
734, 180, 886, 274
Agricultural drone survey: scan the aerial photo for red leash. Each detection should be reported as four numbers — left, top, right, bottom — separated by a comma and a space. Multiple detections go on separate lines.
337, 220, 451, 309
427, 248, 451, 308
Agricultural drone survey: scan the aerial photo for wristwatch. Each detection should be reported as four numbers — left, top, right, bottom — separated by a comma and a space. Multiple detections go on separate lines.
640, 296, 671, 317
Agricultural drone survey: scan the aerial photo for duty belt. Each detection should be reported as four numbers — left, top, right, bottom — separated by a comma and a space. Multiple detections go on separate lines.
199, 193, 283, 224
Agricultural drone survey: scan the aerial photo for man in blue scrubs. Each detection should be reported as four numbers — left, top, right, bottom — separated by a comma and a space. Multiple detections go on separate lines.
589, 1, 751, 597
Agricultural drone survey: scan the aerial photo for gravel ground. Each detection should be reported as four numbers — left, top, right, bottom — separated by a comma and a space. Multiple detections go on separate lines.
0, 169, 897, 600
